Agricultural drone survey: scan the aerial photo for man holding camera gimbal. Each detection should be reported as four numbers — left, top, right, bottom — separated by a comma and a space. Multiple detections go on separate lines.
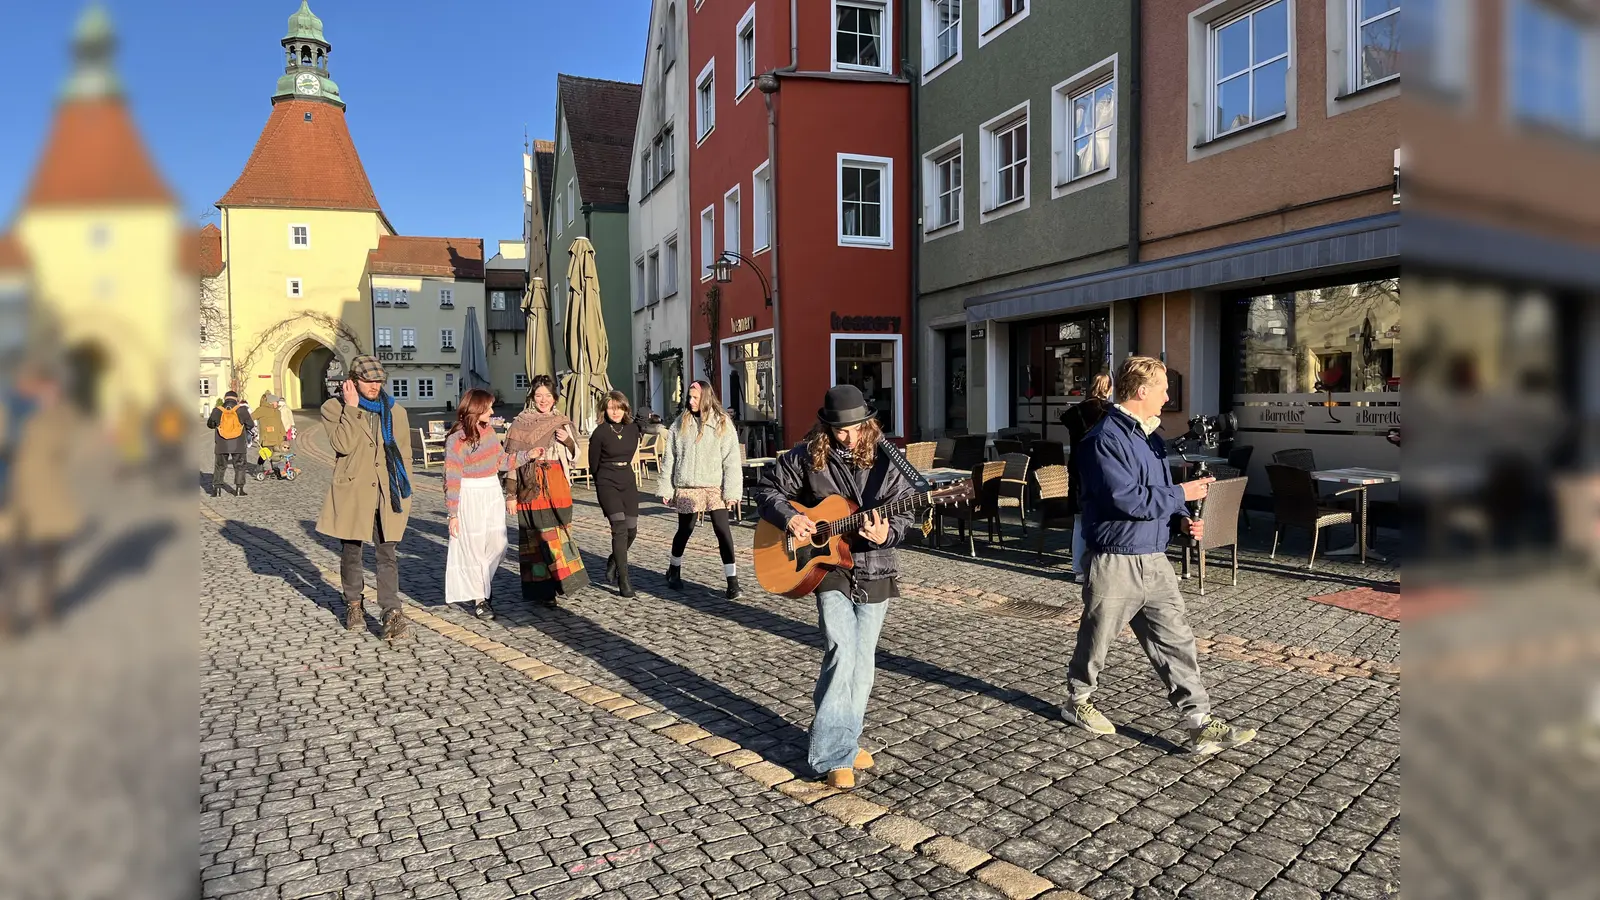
1062, 356, 1256, 755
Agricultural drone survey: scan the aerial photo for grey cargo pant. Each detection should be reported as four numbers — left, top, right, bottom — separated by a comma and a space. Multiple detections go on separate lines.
1067, 552, 1210, 722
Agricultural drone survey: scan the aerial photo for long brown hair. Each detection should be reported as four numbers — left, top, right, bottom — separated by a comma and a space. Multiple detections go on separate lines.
450, 388, 497, 443
806, 417, 883, 472
598, 390, 632, 424
676, 379, 731, 440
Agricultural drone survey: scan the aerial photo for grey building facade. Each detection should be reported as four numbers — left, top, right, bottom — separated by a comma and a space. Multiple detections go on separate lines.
910, 0, 1134, 440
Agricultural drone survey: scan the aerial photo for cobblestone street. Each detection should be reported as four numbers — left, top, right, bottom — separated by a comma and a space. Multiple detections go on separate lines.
200, 423, 1399, 900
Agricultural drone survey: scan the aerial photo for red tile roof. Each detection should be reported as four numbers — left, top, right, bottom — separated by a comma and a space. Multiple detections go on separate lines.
196, 223, 224, 278
0, 232, 29, 272
368, 236, 484, 279
21, 97, 173, 207
219, 99, 389, 225
558, 75, 641, 207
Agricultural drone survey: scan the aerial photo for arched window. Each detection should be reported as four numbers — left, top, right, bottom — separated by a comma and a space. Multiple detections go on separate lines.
316, 49, 325, 69
301, 45, 313, 65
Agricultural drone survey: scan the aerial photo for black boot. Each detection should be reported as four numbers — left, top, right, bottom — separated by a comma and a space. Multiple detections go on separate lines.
235, 483, 248, 497
473, 599, 494, 619
605, 555, 618, 585
666, 564, 683, 590
726, 576, 743, 601
616, 567, 635, 598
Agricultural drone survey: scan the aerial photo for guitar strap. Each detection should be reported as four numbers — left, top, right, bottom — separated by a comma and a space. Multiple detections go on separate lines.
877, 437, 935, 536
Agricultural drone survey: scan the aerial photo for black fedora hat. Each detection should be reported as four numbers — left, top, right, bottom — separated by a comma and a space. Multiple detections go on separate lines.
818, 384, 877, 427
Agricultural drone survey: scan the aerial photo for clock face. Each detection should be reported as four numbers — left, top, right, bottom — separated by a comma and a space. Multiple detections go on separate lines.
296, 73, 321, 95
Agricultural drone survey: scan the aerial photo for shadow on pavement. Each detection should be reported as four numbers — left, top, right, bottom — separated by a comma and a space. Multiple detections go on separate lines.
219, 520, 351, 631
57, 520, 175, 617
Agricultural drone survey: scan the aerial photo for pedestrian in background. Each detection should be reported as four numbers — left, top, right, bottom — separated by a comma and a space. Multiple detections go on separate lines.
444, 388, 510, 620
658, 380, 743, 599
503, 375, 588, 604
0, 358, 82, 637
207, 390, 254, 497
1060, 373, 1113, 584
316, 356, 413, 643
590, 390, 642, 598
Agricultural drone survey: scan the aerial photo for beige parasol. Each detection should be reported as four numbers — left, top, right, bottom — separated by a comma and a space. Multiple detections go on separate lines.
558, 237, 611, 433
521, 276, 554, 399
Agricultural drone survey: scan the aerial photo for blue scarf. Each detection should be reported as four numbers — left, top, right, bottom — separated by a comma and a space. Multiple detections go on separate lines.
358, 391, 412, 511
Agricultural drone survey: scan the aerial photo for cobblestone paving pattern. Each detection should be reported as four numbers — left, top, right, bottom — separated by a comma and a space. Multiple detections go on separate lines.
201, 422, 1399, 899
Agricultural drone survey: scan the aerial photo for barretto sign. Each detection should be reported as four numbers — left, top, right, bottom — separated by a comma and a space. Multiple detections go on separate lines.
1233, 393, 1401, 434
830, 312, 902, 333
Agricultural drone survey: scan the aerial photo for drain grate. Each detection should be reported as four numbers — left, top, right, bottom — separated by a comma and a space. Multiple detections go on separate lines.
992, 599, 1075, 621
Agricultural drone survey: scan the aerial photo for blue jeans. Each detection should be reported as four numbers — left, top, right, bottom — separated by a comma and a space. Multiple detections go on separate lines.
809, 590, 888, 774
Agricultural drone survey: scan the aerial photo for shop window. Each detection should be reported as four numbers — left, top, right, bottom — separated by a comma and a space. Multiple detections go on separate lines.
833, 336, 899, 435
491, 290, 507, 311
724, 335, 776, 422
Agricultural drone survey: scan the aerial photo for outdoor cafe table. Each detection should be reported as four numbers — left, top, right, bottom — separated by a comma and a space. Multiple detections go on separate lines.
735, 457, 778, 522
1312, 467, 1400, 563
919, 467, 978, 556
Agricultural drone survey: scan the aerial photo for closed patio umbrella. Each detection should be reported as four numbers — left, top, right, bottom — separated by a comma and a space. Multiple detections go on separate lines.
522, 276, 554, 397
558, 237, 611, 433
459, 305, 490, 400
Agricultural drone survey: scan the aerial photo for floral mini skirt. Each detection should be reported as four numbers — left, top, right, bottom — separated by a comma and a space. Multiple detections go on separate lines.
672, 487, 726, 514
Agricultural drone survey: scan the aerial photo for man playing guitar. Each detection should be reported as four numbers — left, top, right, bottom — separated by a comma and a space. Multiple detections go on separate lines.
752, 385, 916, 790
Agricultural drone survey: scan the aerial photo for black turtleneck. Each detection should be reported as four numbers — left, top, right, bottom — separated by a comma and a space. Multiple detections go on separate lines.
588, 419, 642, 470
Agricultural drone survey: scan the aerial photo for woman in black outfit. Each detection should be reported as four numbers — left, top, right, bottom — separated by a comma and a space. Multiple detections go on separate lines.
590, 390, 642, 597
1059, 373, 1113, 584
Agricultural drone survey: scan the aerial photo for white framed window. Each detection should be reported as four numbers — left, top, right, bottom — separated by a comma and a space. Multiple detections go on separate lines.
401, 328, 417, 349
1051, 56, 1119, 195
641, 147, 654, 195
648, 250, 661, 304
724, 185, 742, 257
554, 192, 563, 234
635, 256, 648, 311
922, 136, 964, 236
199, 378, 213, 398
664, 3, 679, 71
752, 162, 773, 251
838, 153, 893, 248
978, 0, 1027, 46
1351, 0, 1400, 90
979, 101, 1030, 218
417, 378, 435, 400
440, 328, 455, 351
696, 58, 717, 141
391, 378, 410, 399
831, 334, 903, 436
374, 287, 391, 306
833, 1, 892, 73
664, 236, 680, 297
1510, 0, 1595, 137
1209, 0, 1290, 139
491, 290, 507, 311
289, 224, 310, 248
439, 287, 454, 308
700, 205, 716, 280
287, 277, 303, 298
566, 179, 576, 225
394, 287, 409, 306
658, 125, 676, 180
377, 327, 393, 348
737, 5, 757, 98
923, 0, 963, 80
1402, 0, 1470, 99
515, 373, 530, 393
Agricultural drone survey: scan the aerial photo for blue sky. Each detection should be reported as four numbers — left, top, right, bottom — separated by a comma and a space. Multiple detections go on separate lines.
0, 0, 652, 242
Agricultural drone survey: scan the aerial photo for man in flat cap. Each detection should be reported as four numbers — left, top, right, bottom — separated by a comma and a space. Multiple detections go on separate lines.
316, 355, 414, 643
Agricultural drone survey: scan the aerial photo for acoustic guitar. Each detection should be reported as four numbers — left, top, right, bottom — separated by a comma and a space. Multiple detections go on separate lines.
753, 481, 975, 598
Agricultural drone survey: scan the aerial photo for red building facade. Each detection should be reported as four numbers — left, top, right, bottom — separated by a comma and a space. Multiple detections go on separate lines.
687, 0, 911, 448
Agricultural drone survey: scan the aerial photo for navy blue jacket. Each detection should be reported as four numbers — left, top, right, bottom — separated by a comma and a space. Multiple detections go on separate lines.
1079, 406, 1188, 556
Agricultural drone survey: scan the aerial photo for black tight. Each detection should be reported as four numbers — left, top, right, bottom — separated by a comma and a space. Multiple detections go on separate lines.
671, 510, 736, 565
609, 514, 638, 568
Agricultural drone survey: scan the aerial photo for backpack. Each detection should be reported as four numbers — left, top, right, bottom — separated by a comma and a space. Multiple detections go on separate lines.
217, 406, 244, 440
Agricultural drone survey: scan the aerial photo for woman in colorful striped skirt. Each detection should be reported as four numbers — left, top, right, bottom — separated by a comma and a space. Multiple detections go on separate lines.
503, 375, 590, 604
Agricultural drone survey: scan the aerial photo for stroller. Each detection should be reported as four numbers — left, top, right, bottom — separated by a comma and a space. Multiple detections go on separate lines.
254, 444, 299, 481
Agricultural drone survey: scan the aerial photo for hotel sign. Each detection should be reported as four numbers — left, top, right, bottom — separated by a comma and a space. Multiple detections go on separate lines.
378, 351, 415, 362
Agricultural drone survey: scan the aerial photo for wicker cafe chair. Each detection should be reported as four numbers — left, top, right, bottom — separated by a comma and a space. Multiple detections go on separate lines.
1175, 476, 1248, 595
992, 438, 1026, 459
632, 432, 661, 485
1271, 448, 1316, 470
1265, 464, 1354, 570
1031, 464, 1073, 562
568, 438, 594, 487
933, 437, 957, 467
948, 434, 989, 471
935, 460, 1005, 557
997, 452, 1032, 532
1029, 440, 1066, 470
905, 441, 937, 472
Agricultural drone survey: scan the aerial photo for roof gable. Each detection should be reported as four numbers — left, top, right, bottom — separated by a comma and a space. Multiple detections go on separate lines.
21, 97, 172, 209
368, 236, 484, 279
557, 75, 642, 208
219, 99, 386, 221
197, 223, 224, 278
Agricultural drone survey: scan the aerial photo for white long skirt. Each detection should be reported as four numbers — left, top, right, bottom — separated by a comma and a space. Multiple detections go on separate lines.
445, 476, 510, 605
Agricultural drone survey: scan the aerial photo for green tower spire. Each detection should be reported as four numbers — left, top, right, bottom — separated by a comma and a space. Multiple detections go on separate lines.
273, 1, 343, 108
62, 2, 122, 101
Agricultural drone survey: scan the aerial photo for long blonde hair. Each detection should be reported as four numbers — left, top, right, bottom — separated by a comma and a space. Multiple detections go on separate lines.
675, 379, 731, 441
806, 417, 883, 472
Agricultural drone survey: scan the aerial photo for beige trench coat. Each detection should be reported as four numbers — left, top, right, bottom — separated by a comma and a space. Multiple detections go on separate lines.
315, 398, 413, 542
0, 399, 83, 544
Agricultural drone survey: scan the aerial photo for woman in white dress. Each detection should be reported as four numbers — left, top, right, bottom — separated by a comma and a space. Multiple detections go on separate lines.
444, 389, 512, 619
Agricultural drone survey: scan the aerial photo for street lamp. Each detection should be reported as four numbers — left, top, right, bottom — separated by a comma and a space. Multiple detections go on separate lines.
711, 251, 772, 307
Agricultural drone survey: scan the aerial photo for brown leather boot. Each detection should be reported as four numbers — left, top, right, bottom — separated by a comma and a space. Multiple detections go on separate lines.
854, 749, 875, 770
344, 598, 364, 631
381, 608, 408, 643
826, 768, 856, 790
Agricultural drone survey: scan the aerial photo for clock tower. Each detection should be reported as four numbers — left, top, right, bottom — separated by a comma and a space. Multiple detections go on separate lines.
272, 0, 343, 108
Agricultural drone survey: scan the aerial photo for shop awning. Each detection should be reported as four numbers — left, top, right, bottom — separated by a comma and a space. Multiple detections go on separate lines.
1406, 211, 1600, 293
965, 212, 1399, 323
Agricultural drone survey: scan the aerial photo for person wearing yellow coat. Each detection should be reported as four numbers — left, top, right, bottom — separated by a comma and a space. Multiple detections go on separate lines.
0, 359, 84, 637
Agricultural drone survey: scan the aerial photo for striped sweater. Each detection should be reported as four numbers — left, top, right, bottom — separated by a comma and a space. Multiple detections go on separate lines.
444, 431, 508, 516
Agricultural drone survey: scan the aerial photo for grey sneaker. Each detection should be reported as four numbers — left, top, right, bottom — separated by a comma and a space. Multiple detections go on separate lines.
1186, 718, 1257, 755
1062, 700, 1116, 735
